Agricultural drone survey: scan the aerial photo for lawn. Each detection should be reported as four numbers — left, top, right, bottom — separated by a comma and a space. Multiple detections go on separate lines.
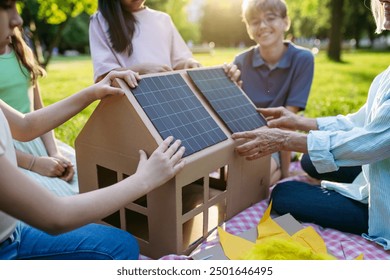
38, 48, 390, 147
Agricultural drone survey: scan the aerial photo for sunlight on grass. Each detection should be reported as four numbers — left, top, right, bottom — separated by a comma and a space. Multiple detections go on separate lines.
39, 49, 390, 147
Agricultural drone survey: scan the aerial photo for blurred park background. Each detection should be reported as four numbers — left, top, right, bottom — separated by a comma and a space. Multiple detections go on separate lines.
16, 0, 390, 146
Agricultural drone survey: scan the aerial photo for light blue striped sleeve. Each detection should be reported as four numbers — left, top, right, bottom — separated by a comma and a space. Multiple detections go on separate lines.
316, 103, 367, 132
308, 99, 390, 174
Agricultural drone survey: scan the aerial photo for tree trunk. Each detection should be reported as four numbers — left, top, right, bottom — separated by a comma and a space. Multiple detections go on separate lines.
42, 19, 70, 68
29, 20, 44, 65
327, 0, 344, 62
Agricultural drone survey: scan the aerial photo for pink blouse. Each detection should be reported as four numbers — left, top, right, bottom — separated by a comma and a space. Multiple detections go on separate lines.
89, 7, 193, 82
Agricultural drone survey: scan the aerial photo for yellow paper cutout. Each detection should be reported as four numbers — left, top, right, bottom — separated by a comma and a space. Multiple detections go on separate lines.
257, 201, 292, 243
218, 201, 362, 260
355, 254, 364, 260
217, 227, 254, 260
292, 226, 328, 254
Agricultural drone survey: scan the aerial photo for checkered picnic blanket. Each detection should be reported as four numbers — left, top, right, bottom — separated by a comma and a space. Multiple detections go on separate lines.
141, 162, 390, 260
156, 198, 390, 260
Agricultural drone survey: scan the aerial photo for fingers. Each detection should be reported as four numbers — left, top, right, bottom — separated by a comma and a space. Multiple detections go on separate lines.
173, 158, 186, 173
223, 62, 232, 72
123, 71, 140, 88
245, 153, 263, 161
156, 136, 175, 153
223, 63, 240, 82
107, 70, 141, 89
165, 139, 183, 159
190, 61, 202, 68
185, 59, 201, 69
51, 156, 75, 179
62, 165, 75, 181
171, 146, 186, 164
232, 69, 241, 83
257, 107, 283, 118
161, 65, 173, 72
267, 119, 283, 128
35, 157, 66, 177
106, 87, 126, 96
55, 158, 73, 178
157, 137, 186, 164
138, 149, 147, 163
231, 131, 255, 140
235, 141, 260, 156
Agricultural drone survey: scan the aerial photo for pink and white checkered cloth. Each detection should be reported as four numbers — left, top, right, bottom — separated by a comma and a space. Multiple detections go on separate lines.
142, 162, 390, 260
155, 199, 390, 260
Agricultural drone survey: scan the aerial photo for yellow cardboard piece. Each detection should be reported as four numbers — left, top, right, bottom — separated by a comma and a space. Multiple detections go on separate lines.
217, 227, 255, 260
256, 201, 292, 243
292, 226, 328, 254
355, 254, 364, 260
218, 202, 363, 260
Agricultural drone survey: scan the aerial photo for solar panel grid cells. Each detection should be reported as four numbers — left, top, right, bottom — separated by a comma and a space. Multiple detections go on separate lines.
187, 68, 267, 133
131, 73, 227, 156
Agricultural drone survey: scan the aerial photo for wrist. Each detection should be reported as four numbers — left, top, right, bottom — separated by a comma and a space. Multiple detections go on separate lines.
296, 115, 317, 132
131, 173, 151, 195
28, 156, 36, 171
282, 131, 308, 153
279, 129, 291, 151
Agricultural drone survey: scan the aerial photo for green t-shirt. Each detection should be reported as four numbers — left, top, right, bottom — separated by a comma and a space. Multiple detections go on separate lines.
0, 50, 32, 113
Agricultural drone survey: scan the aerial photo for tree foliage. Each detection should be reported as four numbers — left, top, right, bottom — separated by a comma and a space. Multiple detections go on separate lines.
18, 0, 387, 67
20, 0, 97, 67
36, 0, 96, 24
198, 0, 384, 61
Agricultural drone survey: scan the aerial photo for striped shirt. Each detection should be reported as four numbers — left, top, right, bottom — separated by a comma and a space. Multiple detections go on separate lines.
308, 66, 390, 250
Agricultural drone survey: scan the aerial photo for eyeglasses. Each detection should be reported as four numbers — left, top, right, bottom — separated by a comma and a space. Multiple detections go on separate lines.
248, 13, 282, 27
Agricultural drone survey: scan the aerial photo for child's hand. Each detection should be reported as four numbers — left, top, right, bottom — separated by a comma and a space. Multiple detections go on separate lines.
223, 63, 243, 87
51, 154, 75, 182
92, 70, 141, 100
184, 58, 201, 69
135, 136, 186, 191
31, 156, 71, 179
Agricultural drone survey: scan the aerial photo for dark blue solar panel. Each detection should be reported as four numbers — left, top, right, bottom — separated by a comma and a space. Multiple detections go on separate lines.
187, 68, 267, 133
130, 73, 227, 157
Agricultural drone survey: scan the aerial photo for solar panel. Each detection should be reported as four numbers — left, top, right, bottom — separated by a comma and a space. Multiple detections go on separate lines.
130, 73, 228, 157
187, 68, 267, 133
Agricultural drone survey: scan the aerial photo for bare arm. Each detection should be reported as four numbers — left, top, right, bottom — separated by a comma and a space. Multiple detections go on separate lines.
10, 83, 74, 181
13, 84, 61, 171
0, 137, 185, 235
33, 83, 59, 156
232, 127, 308, 161
34, 83, 75, 181
279, 106, 300, 178
95, 64, 173, 83
2, 71, 139, 142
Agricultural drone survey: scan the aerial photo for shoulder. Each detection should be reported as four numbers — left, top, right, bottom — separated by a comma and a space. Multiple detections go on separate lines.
90, 11, 101, 22
287, 42, 314, 62
89, 11, 107, 27
234, 46, 256, 64
141, 7, 172, 22
373, 67, 390, 90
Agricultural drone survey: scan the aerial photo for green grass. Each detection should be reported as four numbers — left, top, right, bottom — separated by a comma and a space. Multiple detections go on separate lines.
39, 49, 390, 147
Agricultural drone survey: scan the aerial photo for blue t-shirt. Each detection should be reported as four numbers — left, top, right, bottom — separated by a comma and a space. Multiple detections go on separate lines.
233, 42, 314, 110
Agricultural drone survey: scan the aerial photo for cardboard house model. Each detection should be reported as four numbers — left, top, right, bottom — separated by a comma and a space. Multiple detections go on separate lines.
75, 66, 270, 259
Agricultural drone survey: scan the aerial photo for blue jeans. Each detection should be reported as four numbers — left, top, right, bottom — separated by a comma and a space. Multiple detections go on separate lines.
0, 222, 139, 260
300, 153, 361, 183
270, 181, 368, 235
